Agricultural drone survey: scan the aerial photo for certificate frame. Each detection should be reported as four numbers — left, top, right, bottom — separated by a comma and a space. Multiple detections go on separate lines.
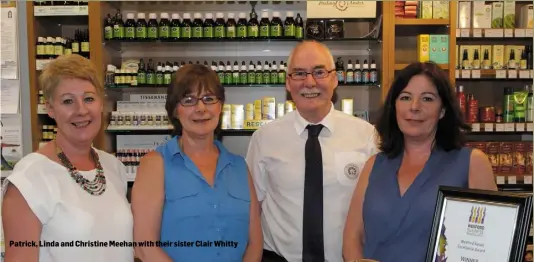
425, 186, 533, 262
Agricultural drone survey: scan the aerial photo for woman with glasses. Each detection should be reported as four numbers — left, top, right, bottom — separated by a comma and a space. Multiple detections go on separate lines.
131, 64, 262, 262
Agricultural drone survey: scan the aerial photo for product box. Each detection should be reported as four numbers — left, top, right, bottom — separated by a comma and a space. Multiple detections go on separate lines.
221, 104, 232, 129
492, 2, 504, 28
458, 1, 471, 28
505, 45, 518, 67
519, 4, 533, 28
486, 142, 500, 174
254, 99, 262, 120
468, 45, 480, 68
276, 103, 285, 118
499, 142, 514, 174
420, 1, 433, 19
513, 45, 525, 65
245, 103, 254, 120
438, 34, 449, 63
472, 2, 492, 28
262, 97, 276, 120
341, 99, 353, 115
513, 142, 526, 174
526, 142, 533, 174
432, 1, 449, 19
455, 44, 459, 68
231, 104, 244, 129
480, 45, 493, 68
492, 45, 505, 69
417, 34, 430, 62
429, 35, 440, 63
459, 45, 471, 69
284, 100, 295, 114
503, 0, 516, 28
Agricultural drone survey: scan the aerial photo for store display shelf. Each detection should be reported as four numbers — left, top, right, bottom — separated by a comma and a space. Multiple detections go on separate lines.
104, 37, 379, 44
468, 123, 533, 133
394, 63, 448, 70
37, 104, 47, 115
456, 28, 533, 39
34, 5, 89, 16
496, 175, 533, 192
394, 18, 449, 25
455, 69, 533, 80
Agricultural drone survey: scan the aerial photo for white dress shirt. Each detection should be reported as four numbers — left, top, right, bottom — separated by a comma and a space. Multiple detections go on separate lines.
246, 105, 378, 262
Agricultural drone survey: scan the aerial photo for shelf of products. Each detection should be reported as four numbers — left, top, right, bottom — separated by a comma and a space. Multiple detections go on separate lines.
33, 1, 89, 17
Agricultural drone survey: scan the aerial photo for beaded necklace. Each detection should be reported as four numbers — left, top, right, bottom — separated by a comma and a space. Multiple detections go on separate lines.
55, 144, 106, 196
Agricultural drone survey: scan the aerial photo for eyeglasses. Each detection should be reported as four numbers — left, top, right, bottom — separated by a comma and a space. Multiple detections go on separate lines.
288, 69, 335, 80
180, 95, 220, 107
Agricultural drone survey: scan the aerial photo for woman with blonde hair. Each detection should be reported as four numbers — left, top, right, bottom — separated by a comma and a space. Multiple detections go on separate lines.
2, 54, 133, 262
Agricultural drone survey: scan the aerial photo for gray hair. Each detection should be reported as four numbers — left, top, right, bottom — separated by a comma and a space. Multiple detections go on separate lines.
286, 40, 336, 71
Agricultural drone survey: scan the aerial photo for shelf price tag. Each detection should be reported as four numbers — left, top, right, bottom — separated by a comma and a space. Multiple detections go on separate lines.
484, 29, 504, 37
504, 29, 514, 37
515, 123, 525, 132
524, 176, 533, 185
472, 29, 482, 38
460, 29, 470, 37
496, 176, 505, 185
508, 176, 517, 185
514, 29, 526, 37
471, 70, 481, 78
526, 29, 533, 37
484, 123, 494, 132
455, 70, 460, 79
504, 123, 515, 132
527, 123, 534, 132
508, 70, 517, 78
456, 29, 461, 38
461, 70, 471, 78
495, 123, 505, 132
471, 123, 480, 132
519, 70, 530, 78
496, 70, 507, 79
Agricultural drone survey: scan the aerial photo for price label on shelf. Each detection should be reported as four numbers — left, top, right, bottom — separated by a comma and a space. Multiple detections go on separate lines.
504, 123, 515, 132
495, 123, 505, 132
508, 176, 517, 184
524, 176, 533, 185
526, 30, 533, 37
514, 29, 526, 37
496, 176, 505, 185
461, 70, 471, 78
504, 29, 514, 37
456, 29, 461, 38
484, 123, 494, 132
527, 123, 534, 132
496, 70, 507, 78
471, 123, 480, 132
472, 29, 482, 38
508, 70, 517, 78
484, 29, 504, 37
515, 123, 525, 132
460, 29, 470, 37
519, 70, 530, 78
471, 70, 481, 78
455, 70, 460, 79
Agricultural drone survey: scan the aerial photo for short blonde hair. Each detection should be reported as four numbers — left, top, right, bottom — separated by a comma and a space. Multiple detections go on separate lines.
39, 54, 103, 102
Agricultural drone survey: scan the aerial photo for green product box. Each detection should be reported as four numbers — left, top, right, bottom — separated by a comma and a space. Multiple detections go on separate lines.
429, 34, 449, 64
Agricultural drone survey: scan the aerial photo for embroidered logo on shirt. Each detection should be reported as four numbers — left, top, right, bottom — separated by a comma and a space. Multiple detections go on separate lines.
344, 163, 359, 180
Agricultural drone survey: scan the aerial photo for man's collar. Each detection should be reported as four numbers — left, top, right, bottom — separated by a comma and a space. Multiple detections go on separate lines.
293, 103, 335, 136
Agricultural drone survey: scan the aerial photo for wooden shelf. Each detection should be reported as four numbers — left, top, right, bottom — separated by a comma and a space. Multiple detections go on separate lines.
394, 63, 449, 70
395, 18, 449, 25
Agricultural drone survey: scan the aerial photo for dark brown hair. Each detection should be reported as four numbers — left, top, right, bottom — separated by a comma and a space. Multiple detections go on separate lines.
165, 64, 225, 136
375, 61, 471, 158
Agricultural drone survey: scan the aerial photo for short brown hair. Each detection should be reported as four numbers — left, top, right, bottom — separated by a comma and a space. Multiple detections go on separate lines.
165, 64, 225, 135
39, 54, 103, 102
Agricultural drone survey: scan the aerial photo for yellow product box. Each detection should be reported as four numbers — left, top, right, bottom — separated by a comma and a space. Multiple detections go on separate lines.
276, 103, 285, 119
417, 34, 430, 62
480, 45, 493, 69
285, 100, 295, 113
503, 0, 516, 28
460, 45, 471, 69
492, 2, 504, 28
455, 44, 459, 68
420, 1, 433, 19
468, 45, 480, 69
492, 45, 505, 69
231, 104, 244, 129
341, 99, 354, 115
519, 4, 533, 28
221, 104, 232, 129
432, 1, 449, 19
262, 97, 276, 120
458, 1, 471, 28
472, 2, 492, 28
245, 103, 254, 120
504, 45, 521, 68
254, 99, 262, 120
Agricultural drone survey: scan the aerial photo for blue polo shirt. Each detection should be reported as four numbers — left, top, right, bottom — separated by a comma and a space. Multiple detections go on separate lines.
155, 136, 251, 262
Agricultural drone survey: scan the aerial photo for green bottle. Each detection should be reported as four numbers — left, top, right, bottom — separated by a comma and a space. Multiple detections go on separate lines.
217, 62, 225, 84
278, 61, 286, 84
232, 62, 240, 85
146, 59, 155, 85
170, 13, 181, 40
113, 9, 124, 39
270, 12, 282, 38
226, 13, 237, 39
181, 13, 192, 38
284, 11, 295, 38
514, 90, 528, 122
156, 63, 164, 85
255, 62, 263, 84
247, 61, 256, 84
503, 87, 514, 123
137, 59, 146, 85
248, 8, 259, 38
103, 14, 113, 40
159, 13, 171, 40
203, 13, 215, 38
270, 61, 278, 84
214, 12, 226, 39
147, 13, 158, 40
237, 12, 248, 38
124, 13, 136, 40
164, 64, 172, 85
263, 62, 271, 84
295, 13, 304, 39
239, 62, 248, 85
136, 13, 147, 40
224, 61, 232, 85
259, 12, 270, 39
192, 13, 203, 38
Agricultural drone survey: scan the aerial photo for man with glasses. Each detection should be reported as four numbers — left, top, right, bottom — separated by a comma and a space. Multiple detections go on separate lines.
246, 41, 378, 262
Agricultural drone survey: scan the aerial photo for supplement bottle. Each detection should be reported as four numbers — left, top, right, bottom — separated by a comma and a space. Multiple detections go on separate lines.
259, 12, 270, 39
156, 63, 164, 85
247, 10, 259, 38
346, 61, 354, 84
362, 60, 369, 84
247, 61, 256, 84
295, 13, 304, 39
240, 61, 248, 85
237, 12, 248, 38
36, 37, 45, 59
278, 61, 286, 84
113, 9, 124, 40
137, 59, 146, 85
170, 13, 181, 40
284, 11, 295, 38
104, 14, 113, 40
203, 13, 215, 38
263, 62, 271, 84
226, 13, 237, 38
136, 13, 147, 40
147, 13, 159, 40
164, 65, 172, 85
354, 60, 362, 84
224, 61, 232, 85
232, 62, 240, 85
159, 13, 171, 40
214, 12, 226, 39
45, 37, 55, 59
181, 13, 192, 38
270, 12, 282, 38
370, 60, 377, 84
270, 61, 278, 84
192, 13, 203, 38
255, 61, 263, 84
124, 13, 136, 40
146, 59, 155, 86
217, 62, 225, 84
335, 57, 345, 83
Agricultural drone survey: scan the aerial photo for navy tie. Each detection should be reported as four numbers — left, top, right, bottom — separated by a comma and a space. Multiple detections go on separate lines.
302, 124, 325, 262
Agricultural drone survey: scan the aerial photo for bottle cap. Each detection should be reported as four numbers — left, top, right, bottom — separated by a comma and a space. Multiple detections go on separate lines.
347, 64, 353, 69
47, 36, 55, 42
165, 65, 171, 70
286, 11, 294, 17
249, 64, 255, 70
216, 12, 224, 19
160, 13, 169, 19
233, 65, 239, 70
55, 36, 62, 42
171, 13, 179, 20
205, 13, 213, 19
107, 64, 115, 71
194, 13, 202, 19
38, 36, 44, 41
157, 65, 162, 70
228, 13, 235, 19
272, 11, 280, 17
363, 64, 369, 69
261, 11, 269, 18
370, 64, 376, 69
238, 12, 246, 18
126, 13, 135, 19
458, 85, 464, 92
137, 13, 145, 19
183, 13, 191, 19
149, 13, 157, 19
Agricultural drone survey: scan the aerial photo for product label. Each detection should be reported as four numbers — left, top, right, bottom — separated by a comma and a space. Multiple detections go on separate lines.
284, 24, 295, 37
336, 71, 344, 82
362, 72, 369, 83
156, 74, 164, 85
104, 26, 113, 39
81, 42, 89, 52
54, 46, 63, 56
346, 72, 354, 83
113, 25, 124, 38
260, 25, 269, 37
204, 27, 214, 38
240, 73, 247, 84
125, 26, 135, 38
247, 26, 259, 37
271, 25, 281, 37
137, 73, 146, 85
164, 74, 172, 85
278, 72, 286, 84
171, 27, 180, 38
64, 48, 72, 55
224, 72, 232, 85
270, 72, 278, 84
148, 26, 158, 39
370, 71, 377, 83
147, 73, 155, 85
263, 72, 270, 84
136, 27, 147, 39
248, 72, 255, 84
232, 73, 239, 84
237, 26, 247, 38
226, 26, 236, 37
159, 26, 170, 38
37, 45, 45, 55
217, 72, 225, 84
181, 27, 191, 38
296, 26, 303, 39
45, 45, 54, 55
215, 26, 225, 38
354, 71, 361, 83
255, 72, 262, 84
193, 27, 203, 38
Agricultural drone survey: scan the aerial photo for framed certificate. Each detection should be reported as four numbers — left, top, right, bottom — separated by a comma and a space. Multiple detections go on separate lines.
426, 186, 533, 262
